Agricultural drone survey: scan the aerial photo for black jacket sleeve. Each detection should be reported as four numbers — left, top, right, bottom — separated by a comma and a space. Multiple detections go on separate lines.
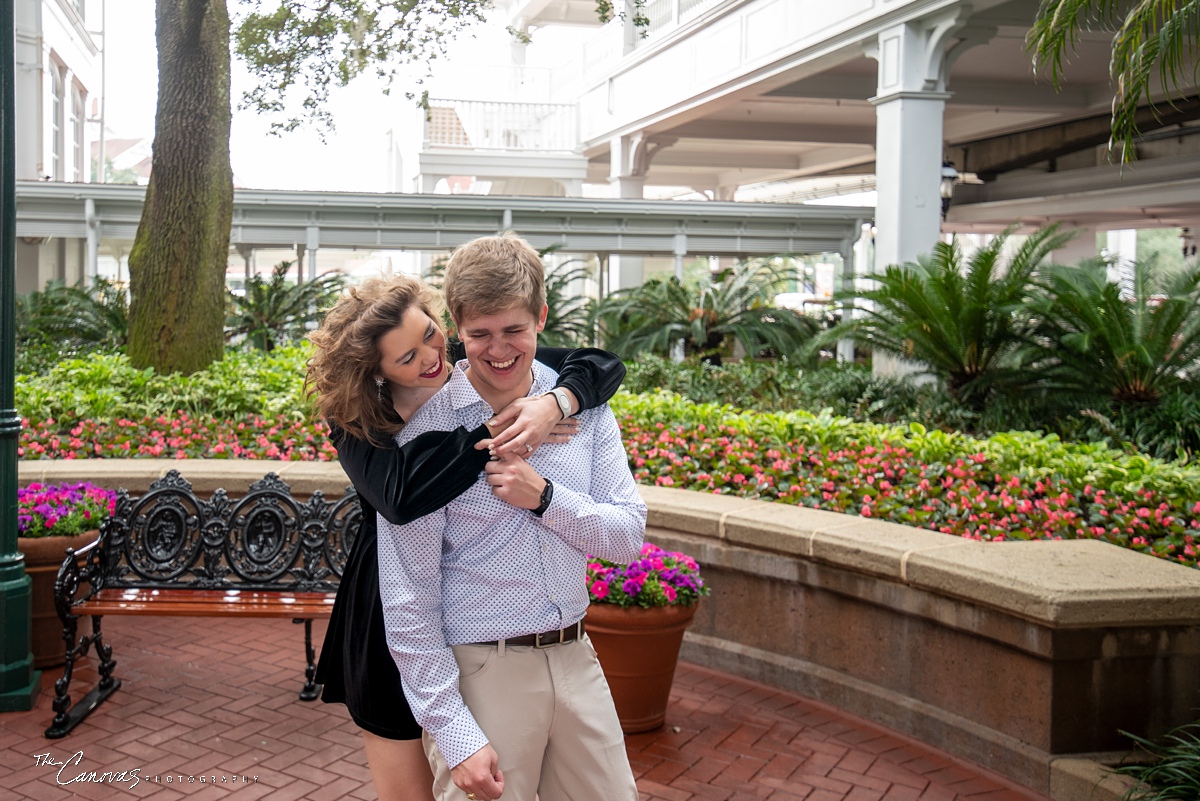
332, 423, 490, 526
335, 347, 626, 526
534, 346, 626, 411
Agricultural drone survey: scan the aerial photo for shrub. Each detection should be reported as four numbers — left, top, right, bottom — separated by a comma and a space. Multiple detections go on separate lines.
826, 226, 1072, 407
1027, 259, 1200, 404
17, 346, 312, 422
226, 262, 346, 352
598, 260, 818, 363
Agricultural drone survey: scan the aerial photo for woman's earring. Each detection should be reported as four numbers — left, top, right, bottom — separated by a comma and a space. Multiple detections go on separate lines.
375, 377, 385, 401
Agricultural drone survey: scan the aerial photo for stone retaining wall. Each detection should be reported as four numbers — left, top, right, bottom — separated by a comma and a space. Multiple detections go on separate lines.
20, 460, 1200, 796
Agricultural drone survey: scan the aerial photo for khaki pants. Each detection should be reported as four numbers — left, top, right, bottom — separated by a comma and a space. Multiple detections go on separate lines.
423, 634, 637, 801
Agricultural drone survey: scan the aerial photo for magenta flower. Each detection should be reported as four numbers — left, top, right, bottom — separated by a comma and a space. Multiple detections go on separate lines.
587, 543, 710, 609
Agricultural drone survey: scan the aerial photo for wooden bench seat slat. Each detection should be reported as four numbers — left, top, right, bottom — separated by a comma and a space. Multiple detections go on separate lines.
81, 589, 337, 618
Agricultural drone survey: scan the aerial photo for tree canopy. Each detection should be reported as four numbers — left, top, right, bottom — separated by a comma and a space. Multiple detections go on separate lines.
129, 0, 490, 375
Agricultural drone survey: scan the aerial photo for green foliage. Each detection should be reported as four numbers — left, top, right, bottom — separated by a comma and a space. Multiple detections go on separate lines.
16, 279, 129, 374
829, 227, 1073, 407
233, 1, 492, 134
17, 347, 312, 422
598, 260, 818, 363
1028, 0, 1200, 161
610, 389, 1200, 506
1116, 722, 1200, 800
541, 258, 596, 348
623, 355, 925, 419
1028, 259, 1200, 403
226, 262, 346, 352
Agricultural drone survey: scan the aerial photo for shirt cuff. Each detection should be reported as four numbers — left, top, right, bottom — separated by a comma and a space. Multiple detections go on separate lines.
540, 483, 584, 530
434, 706, 491, 769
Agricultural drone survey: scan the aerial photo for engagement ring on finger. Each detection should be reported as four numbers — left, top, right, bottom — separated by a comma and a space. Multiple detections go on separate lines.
525, 443, 533, 453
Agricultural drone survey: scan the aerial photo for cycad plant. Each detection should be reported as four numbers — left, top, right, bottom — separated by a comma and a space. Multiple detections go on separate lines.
16, 278, 129, 373
541, 258, 596, 347
1027, 258, 1200, 404
829, 226, 1073, 408
597, 260, 816, 364
227, 262, 346, 352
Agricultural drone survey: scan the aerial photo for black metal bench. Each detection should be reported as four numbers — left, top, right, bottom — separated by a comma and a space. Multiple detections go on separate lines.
45, 470, 360, 739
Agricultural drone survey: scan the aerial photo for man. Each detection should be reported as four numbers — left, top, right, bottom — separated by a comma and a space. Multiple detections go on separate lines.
377, 232, 646, 801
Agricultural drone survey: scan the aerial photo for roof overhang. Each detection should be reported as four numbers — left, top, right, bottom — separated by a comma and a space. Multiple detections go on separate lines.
16, 182, 872, 257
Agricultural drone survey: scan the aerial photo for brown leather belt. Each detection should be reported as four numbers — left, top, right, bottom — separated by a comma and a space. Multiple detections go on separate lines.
479, 620, 584, 649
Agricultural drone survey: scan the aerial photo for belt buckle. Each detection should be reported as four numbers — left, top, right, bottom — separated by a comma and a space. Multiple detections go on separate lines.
534, 628, 564, 649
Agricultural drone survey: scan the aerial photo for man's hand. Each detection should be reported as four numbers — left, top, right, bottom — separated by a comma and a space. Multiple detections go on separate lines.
474, 392, 579, 457
451, 745, 504, 800
484, 452, 546, 509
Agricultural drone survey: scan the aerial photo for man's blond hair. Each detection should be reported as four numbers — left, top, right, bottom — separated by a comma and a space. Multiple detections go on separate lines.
443, 232, 546, 325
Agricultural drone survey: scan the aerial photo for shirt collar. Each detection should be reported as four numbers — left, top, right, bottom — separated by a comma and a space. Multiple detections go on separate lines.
443, 359, 557, 412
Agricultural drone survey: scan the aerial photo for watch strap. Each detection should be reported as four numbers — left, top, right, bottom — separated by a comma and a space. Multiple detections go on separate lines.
533, 478, 554, 517
547, 388, 571, 419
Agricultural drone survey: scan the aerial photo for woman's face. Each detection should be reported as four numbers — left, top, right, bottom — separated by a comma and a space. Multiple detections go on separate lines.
375, 306, 448, 390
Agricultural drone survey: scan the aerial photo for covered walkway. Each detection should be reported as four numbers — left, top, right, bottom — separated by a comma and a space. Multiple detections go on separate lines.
0, 616, 1046, 801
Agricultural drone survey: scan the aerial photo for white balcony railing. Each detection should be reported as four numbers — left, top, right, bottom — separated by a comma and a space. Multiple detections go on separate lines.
423, 99, 579, 153
637, 0, 726, 45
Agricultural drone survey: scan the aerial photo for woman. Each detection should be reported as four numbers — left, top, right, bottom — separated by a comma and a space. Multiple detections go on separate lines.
306, 275, 626, 801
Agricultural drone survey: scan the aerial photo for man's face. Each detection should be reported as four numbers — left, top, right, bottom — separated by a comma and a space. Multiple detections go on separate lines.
458, 303, 548, 400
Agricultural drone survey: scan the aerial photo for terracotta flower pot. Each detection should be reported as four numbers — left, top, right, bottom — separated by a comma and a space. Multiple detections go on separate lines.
18, 531, 98, 669
584, 601, 699, 733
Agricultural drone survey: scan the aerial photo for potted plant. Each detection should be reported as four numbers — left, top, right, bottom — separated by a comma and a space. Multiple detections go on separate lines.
584, 542, 711, 733
18, 482, 115, 668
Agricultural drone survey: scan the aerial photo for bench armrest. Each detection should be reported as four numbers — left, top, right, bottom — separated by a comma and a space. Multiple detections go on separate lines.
53, 535, 103, 623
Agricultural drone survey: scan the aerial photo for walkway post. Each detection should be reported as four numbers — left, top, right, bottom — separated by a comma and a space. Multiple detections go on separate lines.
0, 0, 38, 711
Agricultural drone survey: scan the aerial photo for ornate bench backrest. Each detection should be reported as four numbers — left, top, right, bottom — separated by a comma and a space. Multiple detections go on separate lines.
92, 470, 360, 592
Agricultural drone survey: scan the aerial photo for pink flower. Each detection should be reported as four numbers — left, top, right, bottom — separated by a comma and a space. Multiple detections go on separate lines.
591, 580, 610, 600
663, 586, 677, 603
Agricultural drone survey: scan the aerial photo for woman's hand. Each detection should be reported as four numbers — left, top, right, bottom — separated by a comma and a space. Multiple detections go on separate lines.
484, 452, 547, 509
475, 391, 580, 457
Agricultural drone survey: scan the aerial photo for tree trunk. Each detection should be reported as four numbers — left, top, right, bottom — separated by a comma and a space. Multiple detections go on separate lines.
127, 0, 232, 375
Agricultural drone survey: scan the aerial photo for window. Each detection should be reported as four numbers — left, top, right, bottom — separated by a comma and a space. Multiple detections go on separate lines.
71, 85, 85, 181
50, 65, 63, 180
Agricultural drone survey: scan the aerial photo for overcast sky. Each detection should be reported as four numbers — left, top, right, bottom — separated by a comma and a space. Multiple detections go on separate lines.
102, 1, 583, 192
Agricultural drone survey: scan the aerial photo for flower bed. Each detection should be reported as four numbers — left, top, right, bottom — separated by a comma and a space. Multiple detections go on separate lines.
19, 415, 336, 461
18, 390, 1200, 568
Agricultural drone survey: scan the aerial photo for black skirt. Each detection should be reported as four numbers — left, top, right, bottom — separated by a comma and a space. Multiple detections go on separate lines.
315, 510, 422, 740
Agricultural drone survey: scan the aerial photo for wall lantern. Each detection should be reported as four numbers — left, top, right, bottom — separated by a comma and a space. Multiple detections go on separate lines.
940, 162, 959, 220
1182, 228, 1197, 259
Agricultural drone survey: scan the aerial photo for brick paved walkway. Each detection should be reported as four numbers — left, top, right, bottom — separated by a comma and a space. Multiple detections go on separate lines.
0, 616, 1049, 801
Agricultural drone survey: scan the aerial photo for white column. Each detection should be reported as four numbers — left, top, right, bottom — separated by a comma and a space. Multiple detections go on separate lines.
608, 134, 646, 289
870, 22, 953, 272
85, 197, 99, 281
14, 0, 43, 180
1051, 227, 1098, 264
867, 15, 982, 377
1105, 229, 1137, 297
305, 226, 320, 280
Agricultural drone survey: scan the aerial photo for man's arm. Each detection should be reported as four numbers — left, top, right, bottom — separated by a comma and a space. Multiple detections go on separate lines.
376, 509, 489, 768
539, 406, 646, 564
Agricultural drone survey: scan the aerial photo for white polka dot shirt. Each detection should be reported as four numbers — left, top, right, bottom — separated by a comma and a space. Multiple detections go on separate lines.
377, 359, 647, 768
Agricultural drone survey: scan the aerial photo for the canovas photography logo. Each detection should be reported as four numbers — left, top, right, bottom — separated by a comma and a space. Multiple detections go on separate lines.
33, 750, 259, 790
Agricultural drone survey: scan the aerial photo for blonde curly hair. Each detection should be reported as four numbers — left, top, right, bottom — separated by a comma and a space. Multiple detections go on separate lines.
306, 275, 444, 443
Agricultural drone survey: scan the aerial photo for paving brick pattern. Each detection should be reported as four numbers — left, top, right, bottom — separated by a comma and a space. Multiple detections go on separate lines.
0, 616, 1049, 801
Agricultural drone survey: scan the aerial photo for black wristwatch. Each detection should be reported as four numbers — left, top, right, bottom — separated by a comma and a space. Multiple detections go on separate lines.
533, 478, 554, 517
